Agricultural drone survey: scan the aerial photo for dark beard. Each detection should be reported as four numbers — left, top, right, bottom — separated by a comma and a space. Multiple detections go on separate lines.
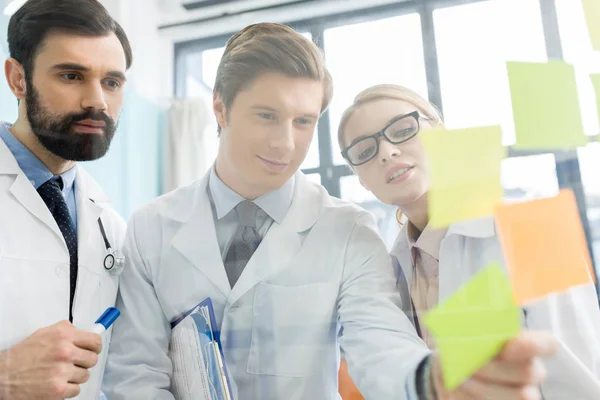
25, 79, 118, 161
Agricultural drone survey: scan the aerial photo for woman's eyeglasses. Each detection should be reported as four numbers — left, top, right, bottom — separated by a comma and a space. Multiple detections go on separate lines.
341, 111, 424, 166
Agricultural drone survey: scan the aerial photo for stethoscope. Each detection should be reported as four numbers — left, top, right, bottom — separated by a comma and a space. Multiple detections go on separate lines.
97, 217, 125, 273
90, 199, 125, 274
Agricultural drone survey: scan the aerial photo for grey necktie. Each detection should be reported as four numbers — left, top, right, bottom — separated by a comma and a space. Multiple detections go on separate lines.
224, 200, 262, 288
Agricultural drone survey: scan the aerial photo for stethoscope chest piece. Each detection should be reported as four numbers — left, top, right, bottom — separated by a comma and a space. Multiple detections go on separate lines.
103, 248, 125, 275
104, 252, 116, 271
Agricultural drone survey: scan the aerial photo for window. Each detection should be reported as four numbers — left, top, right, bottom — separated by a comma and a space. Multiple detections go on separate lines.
556, 0, 600, 136
556, 0, 600, 265
184, 52, 207, 98
202, 46, 225, 89
172, 1, 598, 280
501, 154, 559, 201
324, 13, 428, 166
434, 0, 547, 144
579, 143, 600, 263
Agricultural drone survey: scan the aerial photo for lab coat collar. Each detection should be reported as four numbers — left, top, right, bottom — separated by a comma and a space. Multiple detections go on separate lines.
208, 164, 295, 225
169, 169, 324, 301
1, 139, 64, 241
446, 216, 497, 239
279, 171, 322, 233
74, 165, 110, 203
170, 173, 231, 298
160, 174, 208, 223
391, 216, 496, 293
162, 171, 321, 233
0, 135, 22, 175
1, 141, 111, 266
227, 172, 322, 304
0, 133, 110, 204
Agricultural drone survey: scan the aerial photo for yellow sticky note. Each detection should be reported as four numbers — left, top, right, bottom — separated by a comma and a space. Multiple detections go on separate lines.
423, 263, 521, 391
583, 0, 600, 51
421, 125, 506, 228
494, 189, 595, 305
507, 61, 587, 150
591, 74, 600, 133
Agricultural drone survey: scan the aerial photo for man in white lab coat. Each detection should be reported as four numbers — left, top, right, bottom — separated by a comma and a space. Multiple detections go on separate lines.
103, 23, 556, 400
0, 1, 132, 399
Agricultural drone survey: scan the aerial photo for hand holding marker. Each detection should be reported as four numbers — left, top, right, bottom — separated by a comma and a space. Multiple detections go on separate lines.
90, 307, 120, 335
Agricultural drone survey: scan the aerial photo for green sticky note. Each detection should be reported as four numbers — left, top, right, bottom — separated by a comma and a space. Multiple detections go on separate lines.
507, 61, 587, 150
423, 263, 521, 391
583, 0, 600, 51
421, 125, 506, 228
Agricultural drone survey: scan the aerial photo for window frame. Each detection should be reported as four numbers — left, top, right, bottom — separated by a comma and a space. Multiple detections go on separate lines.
173, 0, 599, 294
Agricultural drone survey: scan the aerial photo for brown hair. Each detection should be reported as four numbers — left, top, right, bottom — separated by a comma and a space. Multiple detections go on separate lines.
213, 22, 333, 133
8, 0, 133, 79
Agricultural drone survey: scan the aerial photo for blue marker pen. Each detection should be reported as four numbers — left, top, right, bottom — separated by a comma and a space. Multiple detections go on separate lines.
90, 307, 120, 335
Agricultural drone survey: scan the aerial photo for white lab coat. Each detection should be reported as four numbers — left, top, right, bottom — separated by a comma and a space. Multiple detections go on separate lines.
103, 171, 431, 400
0, 139, 126, 400
391, 217, 600, 400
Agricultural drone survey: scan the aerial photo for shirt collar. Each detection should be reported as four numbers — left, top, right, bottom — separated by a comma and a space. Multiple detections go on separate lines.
406, 221, 448, 261
0, 122, 77, 194
208, 165, 295, 224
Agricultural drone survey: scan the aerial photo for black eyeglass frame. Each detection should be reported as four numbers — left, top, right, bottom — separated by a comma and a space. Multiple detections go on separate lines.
341, 110, 424, 166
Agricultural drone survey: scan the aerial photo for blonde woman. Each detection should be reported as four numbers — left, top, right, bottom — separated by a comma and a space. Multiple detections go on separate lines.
337, 84, 600, 399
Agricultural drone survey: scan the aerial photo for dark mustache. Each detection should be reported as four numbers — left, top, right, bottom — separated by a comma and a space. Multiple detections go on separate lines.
67, 110, 114, 128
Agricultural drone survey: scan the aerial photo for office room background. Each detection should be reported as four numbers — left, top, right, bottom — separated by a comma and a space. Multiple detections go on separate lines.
2, 0, 599, 288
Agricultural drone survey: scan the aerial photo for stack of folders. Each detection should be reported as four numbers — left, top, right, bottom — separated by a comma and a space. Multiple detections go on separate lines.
169, 297, 234, 400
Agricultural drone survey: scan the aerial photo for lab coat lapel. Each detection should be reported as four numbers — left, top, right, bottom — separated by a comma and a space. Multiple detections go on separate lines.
391, 228, 414, 293
171, 175, 231, 298
72, 167, 107, 323
391, 229, 418, 327
228, 173, 322, 306
74, 167, 106, 274
0, 140, 64, 244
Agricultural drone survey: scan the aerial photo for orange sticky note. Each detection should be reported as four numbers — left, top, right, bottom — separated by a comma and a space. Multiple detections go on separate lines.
494, 190, 594, 305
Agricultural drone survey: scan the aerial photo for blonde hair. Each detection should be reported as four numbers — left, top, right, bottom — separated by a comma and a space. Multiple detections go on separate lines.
337, 84, 443, 150
214, 23, 333, 133
337, 84, 444, 227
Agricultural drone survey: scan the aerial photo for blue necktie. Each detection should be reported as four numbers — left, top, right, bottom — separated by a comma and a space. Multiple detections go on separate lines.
37, 177, 78, 322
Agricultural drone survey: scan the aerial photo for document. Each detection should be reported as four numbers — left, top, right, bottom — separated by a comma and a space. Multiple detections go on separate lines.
169, 297, 234, 400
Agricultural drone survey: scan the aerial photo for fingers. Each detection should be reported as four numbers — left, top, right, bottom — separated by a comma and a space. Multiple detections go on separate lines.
53, 333, 100, 369
68, 366, 91, 385
49, 375, 82, 399
473, 358, 546, 386
72, 331, 103, 354
461, 378, 542, 400
61, 383, 82, 399
66, 346, 99, 369
498, 331, 558, 363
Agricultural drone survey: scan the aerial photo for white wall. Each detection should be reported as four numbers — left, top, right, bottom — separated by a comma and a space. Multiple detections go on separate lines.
80, 0, 174, 218
101, 0, 173, 103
